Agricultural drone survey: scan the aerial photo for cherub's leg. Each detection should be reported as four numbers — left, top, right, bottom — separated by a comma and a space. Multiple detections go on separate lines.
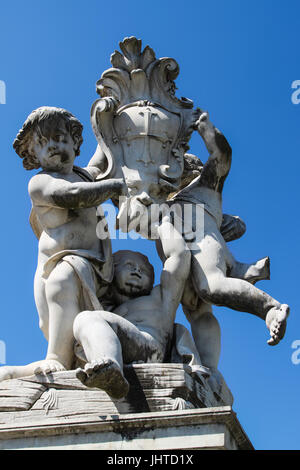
34, 265, 49, 340
181, 256, 270, 369
191, 233, 289, 345
73, 310, 163, 399
38, 261, 82, 372
0, 262, 79, 382
0, 262, 80, 382
229, 257, 270, 284
181, 280, 221, 369
220, 237, 270, 285
183, 302, 221, 370
181, 284, 233, 403
184, 257, 271, 364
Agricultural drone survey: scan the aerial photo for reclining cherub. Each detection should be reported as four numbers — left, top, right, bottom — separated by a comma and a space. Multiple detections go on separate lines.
73, 216, 194, 399
0, 106, 125, 381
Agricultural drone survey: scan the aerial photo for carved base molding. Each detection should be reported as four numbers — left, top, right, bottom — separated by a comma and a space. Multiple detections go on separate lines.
0, 407, 253, 450
0, 364, 251, 450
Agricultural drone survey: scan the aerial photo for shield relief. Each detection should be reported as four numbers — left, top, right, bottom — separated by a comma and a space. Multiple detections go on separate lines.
91, 37, 200, 205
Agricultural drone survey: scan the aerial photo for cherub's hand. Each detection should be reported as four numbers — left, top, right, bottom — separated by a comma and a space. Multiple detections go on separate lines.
115, 178, 128, 196
142, 213, 172, 241
195, 111, 214, 137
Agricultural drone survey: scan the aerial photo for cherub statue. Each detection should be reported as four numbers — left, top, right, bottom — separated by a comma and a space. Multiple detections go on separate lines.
0, 106, 125, 381
169, 111, 290, 348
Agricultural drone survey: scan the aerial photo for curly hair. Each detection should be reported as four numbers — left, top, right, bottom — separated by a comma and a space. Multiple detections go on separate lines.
13, 106, 83, 170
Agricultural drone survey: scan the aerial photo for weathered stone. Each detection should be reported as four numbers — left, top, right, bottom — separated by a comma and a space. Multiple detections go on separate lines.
0, 365, 232, 420
0, 367, 246, 450
0, 406, 253, 450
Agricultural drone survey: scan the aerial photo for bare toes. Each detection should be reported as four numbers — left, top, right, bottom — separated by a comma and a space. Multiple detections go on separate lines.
76, 368, 87, 384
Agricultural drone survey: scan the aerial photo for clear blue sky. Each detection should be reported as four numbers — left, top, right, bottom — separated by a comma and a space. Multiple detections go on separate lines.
0, 0, 299, 450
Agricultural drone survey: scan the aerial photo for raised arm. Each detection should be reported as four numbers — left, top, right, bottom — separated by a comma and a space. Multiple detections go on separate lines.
157, 218, 191, 310
28, 173, 125, 209
196, 112, 232, 193
86, 145, 108, 180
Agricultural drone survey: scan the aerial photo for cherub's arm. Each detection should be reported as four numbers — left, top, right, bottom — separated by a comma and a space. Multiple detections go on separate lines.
196, 112, 232, 193
28, 173, 125, 209
86, 145, 107, 180
156, 218, 191, 310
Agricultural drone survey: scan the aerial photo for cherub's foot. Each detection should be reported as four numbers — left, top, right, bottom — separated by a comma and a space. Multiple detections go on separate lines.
251, 256, 270, 283
266, 304, 290, 346
76, 358, 129, 400
34, 359, 66, 375
0, 366, 14, 382
244, 257, 270, 284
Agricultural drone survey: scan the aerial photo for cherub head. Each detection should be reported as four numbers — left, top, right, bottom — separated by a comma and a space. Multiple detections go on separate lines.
13, 106, 83, 172
112, 250, 155, 298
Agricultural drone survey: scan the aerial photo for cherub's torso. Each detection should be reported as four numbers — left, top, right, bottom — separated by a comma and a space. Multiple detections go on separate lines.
31, 170, 100, 265
113, 286, 174, 355
172, 179, 223, 229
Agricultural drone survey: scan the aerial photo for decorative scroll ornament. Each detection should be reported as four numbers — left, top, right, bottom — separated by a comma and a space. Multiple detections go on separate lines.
41, 388, 58, 414
91, 37, 200, 200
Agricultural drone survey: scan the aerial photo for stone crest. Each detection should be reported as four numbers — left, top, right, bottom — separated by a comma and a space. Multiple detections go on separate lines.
91, 37, 200, 201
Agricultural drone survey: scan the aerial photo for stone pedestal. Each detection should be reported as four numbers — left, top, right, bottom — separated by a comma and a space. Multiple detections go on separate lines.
0, 407, 253, 450
0, 365, 253, 450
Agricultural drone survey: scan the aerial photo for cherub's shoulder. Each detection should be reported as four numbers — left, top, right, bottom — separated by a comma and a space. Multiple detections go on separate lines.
28, 171, 59, 199
28, 172, 50, 189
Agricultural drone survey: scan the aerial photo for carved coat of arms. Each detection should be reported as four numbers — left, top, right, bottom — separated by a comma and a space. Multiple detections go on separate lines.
91, 37, 200, 203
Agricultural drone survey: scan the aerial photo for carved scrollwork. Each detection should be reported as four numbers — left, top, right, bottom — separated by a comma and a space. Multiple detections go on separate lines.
41, 388, 58, 414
